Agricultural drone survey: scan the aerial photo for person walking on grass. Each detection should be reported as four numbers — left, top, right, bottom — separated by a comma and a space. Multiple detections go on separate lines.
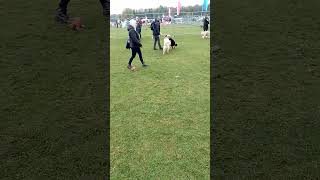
127, 25, 148, 69
151, 18, 162, 50
55, 0, 108, 23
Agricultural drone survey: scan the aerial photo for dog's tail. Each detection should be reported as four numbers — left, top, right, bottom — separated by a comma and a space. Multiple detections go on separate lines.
175, 44, 178, 46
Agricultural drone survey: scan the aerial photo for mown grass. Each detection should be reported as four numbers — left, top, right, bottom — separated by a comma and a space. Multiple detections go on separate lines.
1, 1, 108, 179
212, 0, 320, 178
110, 24, 210, 179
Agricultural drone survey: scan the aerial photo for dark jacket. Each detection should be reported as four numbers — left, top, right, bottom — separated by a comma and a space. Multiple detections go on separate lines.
203, 18, 209, 27
128, 25, 142, 48
136, 22, 142, 33
151, 20, 160, 36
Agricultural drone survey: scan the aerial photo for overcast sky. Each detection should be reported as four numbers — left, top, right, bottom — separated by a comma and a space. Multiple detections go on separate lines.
111, 0, 210, 14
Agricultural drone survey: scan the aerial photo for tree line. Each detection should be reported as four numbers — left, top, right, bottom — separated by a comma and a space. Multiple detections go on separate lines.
113, 4, 210, 18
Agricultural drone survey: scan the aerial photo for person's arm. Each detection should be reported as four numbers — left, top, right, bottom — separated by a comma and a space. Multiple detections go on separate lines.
129, 30, 142, 46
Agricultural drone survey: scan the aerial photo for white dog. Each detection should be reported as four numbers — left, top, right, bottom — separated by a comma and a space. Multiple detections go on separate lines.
201, 31, 210, 39
163, 35, 172, 54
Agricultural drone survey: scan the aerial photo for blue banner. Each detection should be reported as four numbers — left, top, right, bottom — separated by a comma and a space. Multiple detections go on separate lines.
202, 0, 209, 12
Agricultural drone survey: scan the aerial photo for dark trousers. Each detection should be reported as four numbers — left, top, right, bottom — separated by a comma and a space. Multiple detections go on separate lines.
203, 25, 208, 31
153, 35, 162, 49
58, 0, 107, 12
129, 47, 144, 65
137, 31, 141, 39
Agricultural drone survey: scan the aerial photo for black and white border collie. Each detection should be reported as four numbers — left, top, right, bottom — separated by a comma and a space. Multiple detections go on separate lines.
163, 34, 178, 54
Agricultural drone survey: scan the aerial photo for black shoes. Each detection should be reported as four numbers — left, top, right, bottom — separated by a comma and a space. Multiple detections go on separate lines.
127, 64, 148, 69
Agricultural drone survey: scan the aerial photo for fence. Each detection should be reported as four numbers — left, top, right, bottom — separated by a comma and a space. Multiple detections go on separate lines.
110, 11, 210, 27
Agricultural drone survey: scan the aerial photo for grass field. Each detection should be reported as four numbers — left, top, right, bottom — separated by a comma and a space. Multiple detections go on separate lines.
4, 0, 320, 179
1, 1, 108, 179
110, 25, 210, 179
212, 0, 320, 178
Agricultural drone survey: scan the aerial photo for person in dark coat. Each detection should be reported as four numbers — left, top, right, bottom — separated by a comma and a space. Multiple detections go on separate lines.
116, 19, 119, 28
55, 0, 108, 23
151, 19, 162, 50
203, 16, 209, 31
136, 18, 142, 39
127, 25, 147, 69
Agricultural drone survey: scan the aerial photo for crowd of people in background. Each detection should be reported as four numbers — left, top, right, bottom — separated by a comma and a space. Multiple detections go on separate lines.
122, 16, 209, 70
112, 15, 176, 29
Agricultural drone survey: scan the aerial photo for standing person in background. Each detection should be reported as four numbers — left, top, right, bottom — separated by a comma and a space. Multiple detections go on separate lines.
116, 19, 120, 28
136, 18, 142, 39
127, 25, 148, 69
55, 0, 108, 23
151, 18, 162, 50
203, 16, 209, 31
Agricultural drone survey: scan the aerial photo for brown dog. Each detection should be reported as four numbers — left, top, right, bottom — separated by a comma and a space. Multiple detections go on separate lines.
69, 17, 85, 31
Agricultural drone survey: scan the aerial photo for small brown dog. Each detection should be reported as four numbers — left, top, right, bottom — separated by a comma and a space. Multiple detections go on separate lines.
69, 17, 85, 31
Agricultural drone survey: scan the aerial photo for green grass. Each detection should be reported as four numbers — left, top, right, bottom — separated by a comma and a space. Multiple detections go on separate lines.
1, 1, 108, 179
110, 25, 210, 179
212, 0, 320, 178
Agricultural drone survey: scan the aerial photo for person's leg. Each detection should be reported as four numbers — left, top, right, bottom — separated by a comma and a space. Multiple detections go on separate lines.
99, 0, 108, 17
99, 0, 107, 6
128, 48, 137, 68
58, 0, 70, 12
157, 36, 162, 49
55, 0, 70, 23
136, 48, 148, 67
136, 48, 144, 63
138, 31, 141, 39
153, 36, 157, 50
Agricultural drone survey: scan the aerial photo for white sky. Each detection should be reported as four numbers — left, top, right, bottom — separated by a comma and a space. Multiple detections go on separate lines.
111, 0, 210, 14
